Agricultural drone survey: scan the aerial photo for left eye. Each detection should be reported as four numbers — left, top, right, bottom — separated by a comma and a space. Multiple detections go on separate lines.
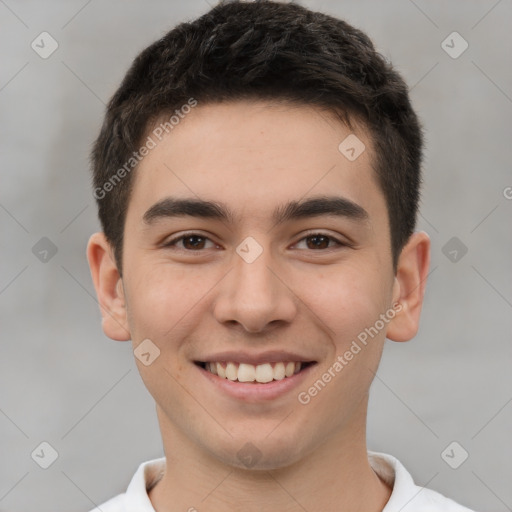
293, 233, 344, 250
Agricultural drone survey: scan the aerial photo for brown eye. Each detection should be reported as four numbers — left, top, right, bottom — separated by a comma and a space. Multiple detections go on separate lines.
164, 233, 216, 251
293, 231, 350, 254
181, 235, 207, 250
294, 233, 345, 250
305, 234, 331, 249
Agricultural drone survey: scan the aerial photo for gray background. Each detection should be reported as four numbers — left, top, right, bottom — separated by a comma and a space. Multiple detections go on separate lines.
1, 0, 511, 511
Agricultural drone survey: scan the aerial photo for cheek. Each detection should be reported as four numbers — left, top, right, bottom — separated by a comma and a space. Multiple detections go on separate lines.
124, 263, 213, 340
292, 262, 389, 345
124, 265, 205, 407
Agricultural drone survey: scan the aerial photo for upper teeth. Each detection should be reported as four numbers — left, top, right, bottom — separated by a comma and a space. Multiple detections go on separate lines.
205, 361, 302, 383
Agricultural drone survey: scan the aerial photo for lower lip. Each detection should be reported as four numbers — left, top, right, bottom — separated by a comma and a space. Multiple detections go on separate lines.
196, 363, 317, 402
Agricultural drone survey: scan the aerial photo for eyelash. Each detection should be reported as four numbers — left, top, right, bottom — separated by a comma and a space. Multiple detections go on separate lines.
163, 231, 348, 252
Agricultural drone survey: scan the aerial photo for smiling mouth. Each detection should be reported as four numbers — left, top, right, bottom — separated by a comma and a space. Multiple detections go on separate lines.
195, 361, 317, 384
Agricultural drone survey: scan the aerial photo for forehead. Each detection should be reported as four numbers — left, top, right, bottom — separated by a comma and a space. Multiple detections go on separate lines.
129, 100, 384, 223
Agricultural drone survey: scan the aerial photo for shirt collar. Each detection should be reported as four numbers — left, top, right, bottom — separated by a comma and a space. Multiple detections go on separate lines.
123, 451, 421, 511
123, 457, 165, 512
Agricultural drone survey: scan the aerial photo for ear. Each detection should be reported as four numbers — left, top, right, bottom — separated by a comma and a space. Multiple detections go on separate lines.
386, 231, 431, 342
86, 232, 131, 341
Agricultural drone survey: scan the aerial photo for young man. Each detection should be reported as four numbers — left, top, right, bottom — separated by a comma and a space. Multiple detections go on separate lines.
87, 1, 476, 510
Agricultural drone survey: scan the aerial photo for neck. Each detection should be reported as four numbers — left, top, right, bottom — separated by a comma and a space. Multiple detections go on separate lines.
148, 404, 391, 512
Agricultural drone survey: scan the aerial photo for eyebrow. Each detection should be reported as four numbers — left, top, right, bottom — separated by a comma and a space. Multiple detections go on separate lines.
142, 195, 369, 226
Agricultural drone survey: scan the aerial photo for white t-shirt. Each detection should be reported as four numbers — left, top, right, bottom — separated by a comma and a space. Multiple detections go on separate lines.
89, 451, 476, 511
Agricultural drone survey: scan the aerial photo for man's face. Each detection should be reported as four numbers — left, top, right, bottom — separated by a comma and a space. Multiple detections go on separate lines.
118, 101, 400, 469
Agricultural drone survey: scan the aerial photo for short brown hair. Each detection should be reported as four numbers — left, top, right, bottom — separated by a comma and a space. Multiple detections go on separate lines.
91, 0, 423, 274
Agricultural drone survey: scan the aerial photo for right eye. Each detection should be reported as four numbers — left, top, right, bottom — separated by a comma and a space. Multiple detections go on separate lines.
162, 233, 219, 251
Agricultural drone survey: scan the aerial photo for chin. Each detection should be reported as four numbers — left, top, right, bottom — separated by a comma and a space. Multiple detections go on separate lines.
210, 435, 308, 472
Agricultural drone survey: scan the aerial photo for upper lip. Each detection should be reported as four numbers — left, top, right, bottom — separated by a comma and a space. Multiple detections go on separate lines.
195, 350, 317, 366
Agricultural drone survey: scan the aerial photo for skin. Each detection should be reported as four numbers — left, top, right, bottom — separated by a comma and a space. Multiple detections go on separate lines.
87, 100, 430, 512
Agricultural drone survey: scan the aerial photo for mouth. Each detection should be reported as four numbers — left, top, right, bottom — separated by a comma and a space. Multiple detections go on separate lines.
194, 360, 317, 384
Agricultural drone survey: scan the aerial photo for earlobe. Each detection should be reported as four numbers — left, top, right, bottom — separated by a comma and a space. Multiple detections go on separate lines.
86, 232, 131, 341
386, 231, 431, 343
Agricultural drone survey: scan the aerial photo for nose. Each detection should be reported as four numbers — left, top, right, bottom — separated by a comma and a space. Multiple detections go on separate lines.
212, 242, 297, 333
